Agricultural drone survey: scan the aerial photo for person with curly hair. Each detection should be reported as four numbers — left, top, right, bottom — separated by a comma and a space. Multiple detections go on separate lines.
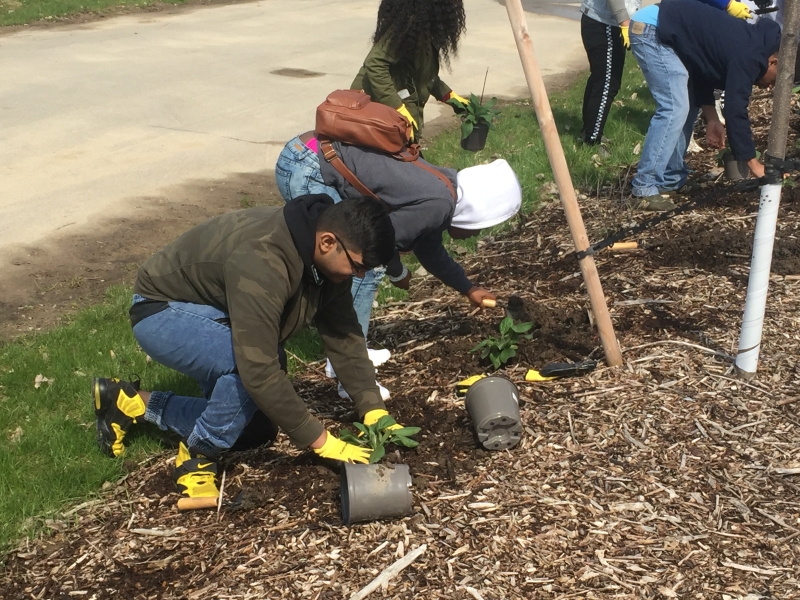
351, 0, 469, 138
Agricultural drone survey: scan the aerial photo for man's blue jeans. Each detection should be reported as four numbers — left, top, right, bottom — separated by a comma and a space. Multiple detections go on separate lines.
275, 136, 385, 338
630, 23, 699, 197
132, 295, 278, 458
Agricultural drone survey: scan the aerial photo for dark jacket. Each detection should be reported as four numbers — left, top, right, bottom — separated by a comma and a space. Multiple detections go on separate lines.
134, 197, 385, 448
351, 36, 452, 131
658, 0, 781, 161
318, 142, 472, 294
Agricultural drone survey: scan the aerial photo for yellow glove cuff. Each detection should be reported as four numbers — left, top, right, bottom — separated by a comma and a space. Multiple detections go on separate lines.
621, 25, 630, 49
727, 0, 751, 19
448, 92, 469, 105
363, 409, 389, 427
314, 433, 336, 454
363, 409, 403, 431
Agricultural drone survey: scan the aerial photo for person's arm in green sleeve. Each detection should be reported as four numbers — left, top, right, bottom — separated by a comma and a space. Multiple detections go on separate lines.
431, 75, 452, 103
361, 38, 404, 109
315, 281, 386, 419
224, 241, 325, 448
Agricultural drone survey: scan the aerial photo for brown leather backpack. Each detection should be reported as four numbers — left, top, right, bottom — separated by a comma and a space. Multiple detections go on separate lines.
315, 90, 456, 206
315, 90, 412, 154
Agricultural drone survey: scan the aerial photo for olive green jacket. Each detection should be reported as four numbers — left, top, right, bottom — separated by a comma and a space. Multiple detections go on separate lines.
351, 36, 452, 131
134, 199, 385, 448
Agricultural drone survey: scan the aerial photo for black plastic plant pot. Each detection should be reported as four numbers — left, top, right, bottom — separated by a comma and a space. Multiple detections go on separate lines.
465, 377, 523, 451
340, 463, 413, 525
722, 151, 749, 181
461, 122, 490, 152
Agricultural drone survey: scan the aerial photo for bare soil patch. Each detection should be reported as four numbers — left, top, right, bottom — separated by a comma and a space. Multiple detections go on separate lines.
0, 170, 282, 341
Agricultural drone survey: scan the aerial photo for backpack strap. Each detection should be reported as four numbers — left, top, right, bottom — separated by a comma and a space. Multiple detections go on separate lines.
410, 160, 457, 202
318, 138, 388, 208
319, 137, 454, 209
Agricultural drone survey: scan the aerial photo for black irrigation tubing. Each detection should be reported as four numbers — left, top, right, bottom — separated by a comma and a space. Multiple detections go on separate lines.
573, 185, 753, 261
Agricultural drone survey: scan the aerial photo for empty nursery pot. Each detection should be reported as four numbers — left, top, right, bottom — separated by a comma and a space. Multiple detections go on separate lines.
465, 376, 523, 451
461, 123, 490, 152
340, 463, 413, 525
722, 151, 750, 181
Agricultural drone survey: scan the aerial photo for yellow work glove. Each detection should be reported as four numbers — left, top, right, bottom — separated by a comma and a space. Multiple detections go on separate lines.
396, 104, 418, 140
726, 0, 752, 20
312, 433, 371, 463
363, 409, 403, 431
446, 91, 469, 107
621, 23, 630, 49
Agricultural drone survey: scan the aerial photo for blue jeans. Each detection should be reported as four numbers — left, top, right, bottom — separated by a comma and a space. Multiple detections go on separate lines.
275, 136, 385, 338
630, 23, 698, 197
131, 295, 279, 458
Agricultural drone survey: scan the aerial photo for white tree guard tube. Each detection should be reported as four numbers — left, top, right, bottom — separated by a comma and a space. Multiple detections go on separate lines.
735, 183, 782, 375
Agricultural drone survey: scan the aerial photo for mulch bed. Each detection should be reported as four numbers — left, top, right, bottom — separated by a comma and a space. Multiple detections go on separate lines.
2, 92, 800, 599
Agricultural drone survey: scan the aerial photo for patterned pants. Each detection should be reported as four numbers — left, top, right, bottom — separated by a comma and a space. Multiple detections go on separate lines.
580, 13, 626, 145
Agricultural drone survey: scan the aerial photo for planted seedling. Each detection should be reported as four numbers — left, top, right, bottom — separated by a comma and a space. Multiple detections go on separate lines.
339, 415, 421, 464
449, 93, 502, 140
470, 316, 533, 370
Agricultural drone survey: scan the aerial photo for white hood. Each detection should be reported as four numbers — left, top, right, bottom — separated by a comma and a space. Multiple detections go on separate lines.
451, 159, 522, 230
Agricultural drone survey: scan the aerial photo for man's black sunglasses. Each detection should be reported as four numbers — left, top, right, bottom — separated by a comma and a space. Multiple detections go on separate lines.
333, 234, 370, 274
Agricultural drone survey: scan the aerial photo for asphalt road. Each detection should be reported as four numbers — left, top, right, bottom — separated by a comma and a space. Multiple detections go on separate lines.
0, 0, 585, 268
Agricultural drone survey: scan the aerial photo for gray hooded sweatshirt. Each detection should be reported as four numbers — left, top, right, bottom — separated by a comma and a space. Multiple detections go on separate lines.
318, 142, 473, 294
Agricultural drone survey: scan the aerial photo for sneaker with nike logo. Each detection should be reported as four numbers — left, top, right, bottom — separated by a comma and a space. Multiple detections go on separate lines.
174, 441, 219, 501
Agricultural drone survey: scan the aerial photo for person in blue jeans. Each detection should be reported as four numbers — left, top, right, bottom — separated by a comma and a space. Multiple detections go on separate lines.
93, 196, 407, 507
275, 132, 522, 397
626, 0, 776, 211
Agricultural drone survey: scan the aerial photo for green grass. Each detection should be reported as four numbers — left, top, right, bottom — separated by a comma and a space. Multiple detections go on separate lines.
0, 286, 335, 552
0, 0, 187, 26
425, 60, 652, 217
0, 286, 159, 550
0, 61, 653, 554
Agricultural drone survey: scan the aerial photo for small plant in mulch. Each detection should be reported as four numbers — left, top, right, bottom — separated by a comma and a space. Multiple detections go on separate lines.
339, 415, 421, 463
470, 315, 533, 370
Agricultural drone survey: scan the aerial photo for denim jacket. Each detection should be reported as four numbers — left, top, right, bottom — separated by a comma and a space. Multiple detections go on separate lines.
581, 0, 641, 27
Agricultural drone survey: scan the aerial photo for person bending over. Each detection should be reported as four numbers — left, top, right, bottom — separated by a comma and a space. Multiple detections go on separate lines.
625, 0, 778, 211
275, 132, 522, 397
93, 196, 403, 504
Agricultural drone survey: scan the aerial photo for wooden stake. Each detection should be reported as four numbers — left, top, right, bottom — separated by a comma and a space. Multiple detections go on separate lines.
504, 0, 622, 366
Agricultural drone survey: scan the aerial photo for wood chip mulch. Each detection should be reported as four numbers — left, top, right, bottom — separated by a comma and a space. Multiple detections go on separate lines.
2, 90, 800, 600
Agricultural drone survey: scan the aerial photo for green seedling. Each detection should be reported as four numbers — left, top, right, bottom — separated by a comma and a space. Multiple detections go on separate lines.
339, 415, 421, 464
449, 93, 502, 140
470, 316, 533, 370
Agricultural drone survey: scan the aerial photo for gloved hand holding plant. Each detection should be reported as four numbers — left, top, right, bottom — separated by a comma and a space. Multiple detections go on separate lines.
448, 93, 502, 140
340, 413, 421, 463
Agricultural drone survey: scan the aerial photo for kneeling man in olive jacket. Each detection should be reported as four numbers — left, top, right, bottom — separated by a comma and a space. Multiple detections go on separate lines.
92, 195, 401, 506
